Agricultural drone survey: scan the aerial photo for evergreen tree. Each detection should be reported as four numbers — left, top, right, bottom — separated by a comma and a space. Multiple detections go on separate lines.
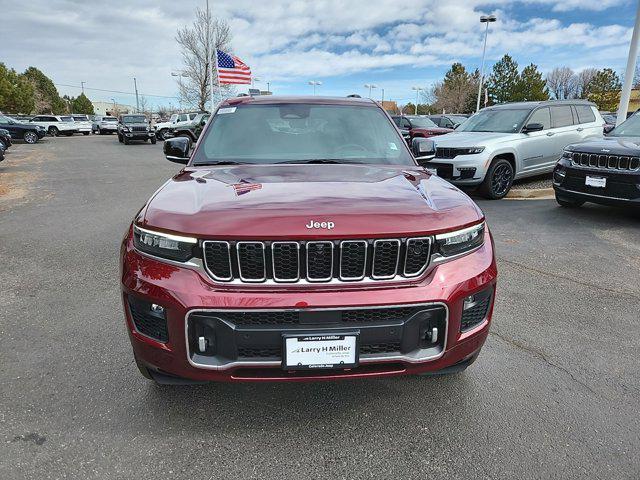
0, 63, 35, 113
21, 66, 66, 114
71, 93, 95, 115
516, 64, 549, 101
486, 54, 520, 104
587, 68, 622, 111
432, 63, 478, 113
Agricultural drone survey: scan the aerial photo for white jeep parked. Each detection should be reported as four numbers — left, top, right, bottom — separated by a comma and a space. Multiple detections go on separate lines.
28, 115, 78, 137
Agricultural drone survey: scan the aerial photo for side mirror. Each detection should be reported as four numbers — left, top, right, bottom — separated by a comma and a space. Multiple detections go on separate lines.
523, 123, 544, 133
412, 137, 436, 160
164, 137, 191, 164
603, 124, 615, 135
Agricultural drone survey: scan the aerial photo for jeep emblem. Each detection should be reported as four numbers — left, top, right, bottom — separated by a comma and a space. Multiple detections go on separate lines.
306, 220, 335, 230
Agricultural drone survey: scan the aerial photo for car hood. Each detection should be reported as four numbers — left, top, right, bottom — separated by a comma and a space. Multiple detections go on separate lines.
568, 136, 640, 155
412, 127, 453, 135
140, 164, 484, 239
431, 131, 517, 147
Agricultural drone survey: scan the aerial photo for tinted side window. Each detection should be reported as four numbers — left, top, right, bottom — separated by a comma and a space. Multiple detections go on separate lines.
402, 118, 411, 129
575, 105, 596, 124
551, 106, 574, 128
392, 117, 402, 127
442, 118, 454, 128
527, 108, 551, 130
430, 117, 442, 127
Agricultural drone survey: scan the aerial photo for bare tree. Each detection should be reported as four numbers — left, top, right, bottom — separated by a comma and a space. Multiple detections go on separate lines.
546, 67, 577, 100
138, 95, 150, 115
575, 68, 598, 98
176, 8, 235, 111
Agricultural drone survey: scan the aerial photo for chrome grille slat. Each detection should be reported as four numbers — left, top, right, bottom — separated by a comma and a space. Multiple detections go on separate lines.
572, 152, 640, 172
202, 237, 433, 284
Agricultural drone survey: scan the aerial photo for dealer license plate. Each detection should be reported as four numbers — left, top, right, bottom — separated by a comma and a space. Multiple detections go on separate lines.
283, 334, 358, 370
585, 176, 606, 188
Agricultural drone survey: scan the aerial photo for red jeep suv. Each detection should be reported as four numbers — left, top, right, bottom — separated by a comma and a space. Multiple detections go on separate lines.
120, 96, 497, 384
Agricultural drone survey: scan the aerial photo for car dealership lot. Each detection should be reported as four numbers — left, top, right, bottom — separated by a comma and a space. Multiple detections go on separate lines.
1, 136, 639, 479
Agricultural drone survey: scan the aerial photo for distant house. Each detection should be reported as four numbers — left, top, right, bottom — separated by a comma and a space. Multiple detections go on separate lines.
628, 88, 640, 113
91, 101, 134, 116
380, 101, 399, 114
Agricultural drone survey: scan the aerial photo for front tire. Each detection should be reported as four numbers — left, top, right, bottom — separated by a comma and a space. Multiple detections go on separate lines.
555, 193, 585, 208
478, 158, 514, 199
23, 131, 38, 144
123, 136, 130, 145
156, 129, 166, 140
151, 137, 157, 145
118, 133, 123, 143
83, 132, 90, 136
48, 126, 59, 137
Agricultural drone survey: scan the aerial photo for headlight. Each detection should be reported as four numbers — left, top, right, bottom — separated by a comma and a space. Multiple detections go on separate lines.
561, 150, 573, 159
133, 225, 197, 262
122, 126, 130, 132
466, 147, 485, 154
434, 222, 485, 257
146, 126, 150, 131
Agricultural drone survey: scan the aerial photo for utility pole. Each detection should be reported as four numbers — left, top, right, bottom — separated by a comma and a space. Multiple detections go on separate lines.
81, 81, 85, 94
617, 0, 640, 126
381, 88, 385, 104
133, 77, 140, 113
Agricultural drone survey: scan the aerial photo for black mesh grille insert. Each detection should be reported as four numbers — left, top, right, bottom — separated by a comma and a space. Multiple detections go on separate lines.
372, 240, 400, 278
404, 238, 431, 276
340, 241, 367, 280
218, 311, 300, 326
342, 307, 419, 323
306, 242, 333, 280
237, 242, 265, 281
360, 342, 401, 355
461, 295, 491, 331
128, 298, 168, 342
203, 241, 232, 280
272, 242, 299, 281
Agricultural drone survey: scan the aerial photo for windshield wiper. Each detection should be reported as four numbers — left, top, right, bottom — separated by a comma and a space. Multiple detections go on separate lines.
276, 159, 361, 164
195, 161, 247, 166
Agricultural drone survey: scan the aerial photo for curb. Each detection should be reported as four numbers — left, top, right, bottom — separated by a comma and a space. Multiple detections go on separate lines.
505, 187, 554, 200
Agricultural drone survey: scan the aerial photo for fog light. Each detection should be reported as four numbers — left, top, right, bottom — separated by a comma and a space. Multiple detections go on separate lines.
150, 304, 165, 314
457, 167, 476, 180
461, 288, 493, 332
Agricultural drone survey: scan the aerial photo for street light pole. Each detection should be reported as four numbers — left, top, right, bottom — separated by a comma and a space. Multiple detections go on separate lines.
411, 86, 424, 114
476, 14, 497, 112
133, 77, 140, 113
364, 84, 378, 98
110, 98, 116, 116
617, 0, 640, 126
308, 80, 322, 95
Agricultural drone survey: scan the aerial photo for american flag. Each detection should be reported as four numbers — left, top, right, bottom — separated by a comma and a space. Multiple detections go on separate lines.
230, 181, 262, 196
216, 50, 252, 85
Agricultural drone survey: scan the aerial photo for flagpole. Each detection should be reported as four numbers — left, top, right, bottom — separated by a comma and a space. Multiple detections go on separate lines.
206, 0, 216, 111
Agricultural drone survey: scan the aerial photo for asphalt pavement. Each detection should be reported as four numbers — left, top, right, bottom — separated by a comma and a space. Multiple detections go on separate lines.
1, 135, 639, 479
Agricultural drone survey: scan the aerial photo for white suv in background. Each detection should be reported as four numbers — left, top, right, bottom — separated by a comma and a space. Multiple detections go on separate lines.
423, 101, 604, 198
153, 113, 178, 140
28, 115, 78, 137
71, 115, 92, 135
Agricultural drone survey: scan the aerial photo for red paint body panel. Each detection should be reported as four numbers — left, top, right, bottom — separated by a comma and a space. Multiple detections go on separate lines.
410, 127, 454, 138
140, 165, 484, 239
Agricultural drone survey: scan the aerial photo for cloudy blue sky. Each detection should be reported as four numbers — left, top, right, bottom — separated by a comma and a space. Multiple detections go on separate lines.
1, 0, 637, 109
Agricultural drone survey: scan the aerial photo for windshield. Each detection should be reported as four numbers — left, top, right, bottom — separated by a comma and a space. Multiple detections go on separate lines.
122, 115, 147, 124
457, 109, 531, 133
193, 104, 413, 166
609, 114, 640, 137
0, 115, 15, 124
406, 116, 438, 128
103, 117, 117, 122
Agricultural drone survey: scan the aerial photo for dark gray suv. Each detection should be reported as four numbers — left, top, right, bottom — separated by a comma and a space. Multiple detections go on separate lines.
117, 115, 156, 145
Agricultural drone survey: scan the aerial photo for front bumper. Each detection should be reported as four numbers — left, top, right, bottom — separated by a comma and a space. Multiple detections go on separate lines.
553, 158, 640, 206
123, 131, 155, 140
424, 152, 490, 185
120, 227, 497, 382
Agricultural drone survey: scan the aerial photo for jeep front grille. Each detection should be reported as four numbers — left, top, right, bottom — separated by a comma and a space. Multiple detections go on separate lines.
202, 237, 432, 284
571, 152, 640, 172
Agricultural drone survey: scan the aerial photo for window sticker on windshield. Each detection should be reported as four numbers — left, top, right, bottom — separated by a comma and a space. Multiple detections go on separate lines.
217, 107, 236, 115
388, 142, 398, 151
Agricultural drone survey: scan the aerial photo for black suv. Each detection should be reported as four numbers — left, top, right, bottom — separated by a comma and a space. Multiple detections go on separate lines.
554, 113, 640, 208
117, 114, 156, 145
0, 114, 45, 144
0, 128, 12, 150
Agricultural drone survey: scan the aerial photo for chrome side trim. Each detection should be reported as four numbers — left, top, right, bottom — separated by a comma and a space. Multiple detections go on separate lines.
371, 239, 400, 280
339, 240, 368, 281
236, 241, 266, 283
184, 302, 449, 371
202, 240, 233, 282
271, 241, 300, 283
305, 241, 334, 282
403, 237, 432, 278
